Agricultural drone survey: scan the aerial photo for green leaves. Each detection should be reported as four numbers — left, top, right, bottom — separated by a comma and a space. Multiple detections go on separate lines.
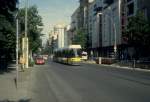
124, 11, 150, 46
19, 5, 43, 52
0, 0, 18, 49
72, 29, 87, 49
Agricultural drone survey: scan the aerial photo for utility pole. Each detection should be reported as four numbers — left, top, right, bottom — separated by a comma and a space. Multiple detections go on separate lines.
24, 0, 29, 68
16, 13, 19, 88
25, 0, 28, 38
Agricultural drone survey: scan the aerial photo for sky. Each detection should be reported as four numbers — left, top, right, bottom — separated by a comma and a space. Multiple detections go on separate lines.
20, 0, 79, 44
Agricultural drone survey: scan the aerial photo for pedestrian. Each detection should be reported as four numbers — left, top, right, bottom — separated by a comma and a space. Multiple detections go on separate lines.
19, 55, 25, 71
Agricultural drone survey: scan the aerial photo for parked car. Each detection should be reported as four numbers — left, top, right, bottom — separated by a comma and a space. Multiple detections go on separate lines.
35, 57, 45, 65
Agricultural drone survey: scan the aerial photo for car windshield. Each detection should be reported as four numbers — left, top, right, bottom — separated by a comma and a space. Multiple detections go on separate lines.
1, 0, 150, 102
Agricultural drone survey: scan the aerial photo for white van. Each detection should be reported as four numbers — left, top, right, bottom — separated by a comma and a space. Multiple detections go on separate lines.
81, 51, 88, 61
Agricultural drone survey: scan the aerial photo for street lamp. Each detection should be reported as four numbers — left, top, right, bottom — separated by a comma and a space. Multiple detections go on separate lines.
15, 11, 19, 88
96, 12, 103, 57
15, 0, 20, 88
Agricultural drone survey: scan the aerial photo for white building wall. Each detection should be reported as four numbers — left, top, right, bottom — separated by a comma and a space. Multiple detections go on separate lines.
64, 25, 71, 47
102, 1, 122, 47
58, 28, 65, 48
54, 24, 66, 49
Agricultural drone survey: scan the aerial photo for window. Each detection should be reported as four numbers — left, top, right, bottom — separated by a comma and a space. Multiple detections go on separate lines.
127, 0, 132, 2
127, 2, 134, 16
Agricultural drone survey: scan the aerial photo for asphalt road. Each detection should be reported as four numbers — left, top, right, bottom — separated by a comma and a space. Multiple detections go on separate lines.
27, 60, 150, 102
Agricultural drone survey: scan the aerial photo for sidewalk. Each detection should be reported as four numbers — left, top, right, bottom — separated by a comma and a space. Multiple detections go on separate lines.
111, 61, 150, 72
0, 62, 32, 102
84, 60, 150, 72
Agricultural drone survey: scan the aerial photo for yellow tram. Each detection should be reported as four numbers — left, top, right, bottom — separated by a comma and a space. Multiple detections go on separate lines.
53, 45, 82, 65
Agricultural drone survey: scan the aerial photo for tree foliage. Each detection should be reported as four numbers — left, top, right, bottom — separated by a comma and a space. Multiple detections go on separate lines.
124, 11, 150, 47
0, 0, 18, 49
123, 11, 150, 57
72, 29, 87, 49
19, 5, 43, 53
42, 40, 51, 54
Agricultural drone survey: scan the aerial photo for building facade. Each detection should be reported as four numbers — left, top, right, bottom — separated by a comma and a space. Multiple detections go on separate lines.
87, 0, 104, 57
71, 0, 150, 59
64, 25, 71, 47
102, 0, 122, 57
54, 24, 66, 49
70, 7, 80, 43
126, 0, 150, 21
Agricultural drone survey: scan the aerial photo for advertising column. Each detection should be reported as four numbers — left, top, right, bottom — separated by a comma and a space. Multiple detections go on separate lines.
22, 37, 29, 68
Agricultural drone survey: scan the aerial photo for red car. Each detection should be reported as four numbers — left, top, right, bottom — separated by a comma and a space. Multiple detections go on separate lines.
35, 57, 45, 65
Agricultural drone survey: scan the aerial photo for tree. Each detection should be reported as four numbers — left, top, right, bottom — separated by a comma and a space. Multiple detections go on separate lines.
0, 0, 18, 46
124, 11, 150, 57
72, 29, 87, 49
0, 0, 18, 60
42, 40, 51, 54
18, 5, 43, 53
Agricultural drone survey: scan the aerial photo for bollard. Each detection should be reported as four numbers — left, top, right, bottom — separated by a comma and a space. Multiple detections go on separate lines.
133, 60, 136, 68
99, 57, 102, 64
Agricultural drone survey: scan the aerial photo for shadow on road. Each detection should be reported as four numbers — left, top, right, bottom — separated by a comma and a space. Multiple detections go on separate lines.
0, 99, 31, 102
0, 63, 16, 75
0, 68, 16, 75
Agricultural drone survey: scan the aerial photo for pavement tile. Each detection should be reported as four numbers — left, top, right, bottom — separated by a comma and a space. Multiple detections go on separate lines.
0, 63, 32, 102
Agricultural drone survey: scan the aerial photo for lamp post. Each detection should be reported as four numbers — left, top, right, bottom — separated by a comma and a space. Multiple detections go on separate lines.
15, 11, 19, 88
15, 0, 20, 88
97, 12, 103, 57
25, 0, 28, 38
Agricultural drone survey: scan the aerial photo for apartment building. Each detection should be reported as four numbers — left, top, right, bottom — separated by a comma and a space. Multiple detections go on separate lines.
87, 0, 104, 57
126, 0, 150, 20
102, 0, 122, 46
70, 7, 80, 42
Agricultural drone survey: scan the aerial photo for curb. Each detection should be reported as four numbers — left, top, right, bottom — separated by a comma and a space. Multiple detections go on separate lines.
101, 64, 150, 72
84, 61, 150, 72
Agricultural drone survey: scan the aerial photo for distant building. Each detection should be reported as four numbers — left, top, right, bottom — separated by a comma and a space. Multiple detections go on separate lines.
48, 30, 53, 46
54, 24, 66, 49
70, 7, 80, 43
71, 7, 80, 31
64, 25, 71, 47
